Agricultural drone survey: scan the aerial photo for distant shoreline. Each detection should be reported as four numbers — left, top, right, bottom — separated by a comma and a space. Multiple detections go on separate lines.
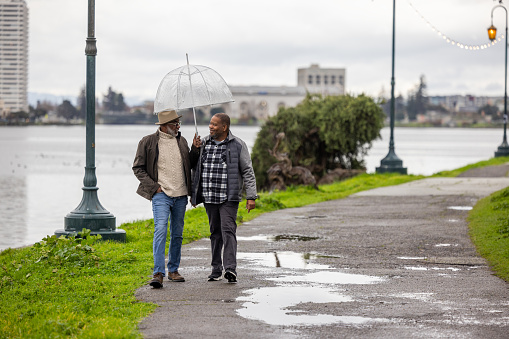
0, 122, 503, 128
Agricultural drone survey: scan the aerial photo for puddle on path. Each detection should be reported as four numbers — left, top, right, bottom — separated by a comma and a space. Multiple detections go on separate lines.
269, 271, 386, 285
237, 235, 270, 241
187, 246, 209, 251
447, 206, 473, 211
273, 234, 320, 241
238, 251, 332, 270
404, 266, 428, 271
237, 234, 320, 242
294, 215, 327, 219
404, 266, 460, 272
237, 285, 388, 326
236, 250, 388, 326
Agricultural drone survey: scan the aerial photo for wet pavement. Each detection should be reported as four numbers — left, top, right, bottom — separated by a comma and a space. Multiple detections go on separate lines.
136, 175, 509, 338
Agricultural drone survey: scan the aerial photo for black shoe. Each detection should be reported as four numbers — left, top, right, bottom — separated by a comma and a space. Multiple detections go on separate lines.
208, 271, 222, 281
224, 269, 237, 283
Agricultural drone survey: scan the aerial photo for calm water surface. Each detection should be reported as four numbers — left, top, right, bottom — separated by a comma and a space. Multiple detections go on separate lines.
0, 125, 504, 250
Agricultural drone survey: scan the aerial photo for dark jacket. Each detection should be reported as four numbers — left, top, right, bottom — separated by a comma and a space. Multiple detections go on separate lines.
190, 131, 257, 205
132, 130, 198, 200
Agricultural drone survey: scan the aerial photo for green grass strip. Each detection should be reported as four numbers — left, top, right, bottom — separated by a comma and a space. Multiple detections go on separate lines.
432, 156, 509, 177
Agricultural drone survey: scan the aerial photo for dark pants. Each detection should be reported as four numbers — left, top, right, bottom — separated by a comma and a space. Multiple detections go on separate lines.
204, 201, 239, 273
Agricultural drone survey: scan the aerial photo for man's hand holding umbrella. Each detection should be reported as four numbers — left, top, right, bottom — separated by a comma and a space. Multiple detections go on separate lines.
192, 133, 201, 149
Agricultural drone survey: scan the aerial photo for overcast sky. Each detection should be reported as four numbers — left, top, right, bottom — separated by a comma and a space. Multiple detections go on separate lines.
27, 0, 505, 104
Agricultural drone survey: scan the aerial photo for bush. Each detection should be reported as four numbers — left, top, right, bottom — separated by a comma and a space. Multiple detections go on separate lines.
251, 93, 385, 189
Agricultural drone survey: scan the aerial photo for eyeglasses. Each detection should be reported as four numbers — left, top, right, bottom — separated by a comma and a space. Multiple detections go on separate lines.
166, 121, 181, 127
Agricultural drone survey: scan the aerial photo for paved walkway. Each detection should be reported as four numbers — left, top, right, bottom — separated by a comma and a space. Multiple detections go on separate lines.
136, 167, 509, 338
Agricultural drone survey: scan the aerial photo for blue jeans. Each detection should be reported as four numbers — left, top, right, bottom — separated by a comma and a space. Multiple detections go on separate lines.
151, 193, 187, 276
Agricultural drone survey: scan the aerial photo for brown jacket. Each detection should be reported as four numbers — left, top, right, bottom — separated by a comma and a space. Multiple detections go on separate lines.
132, 129, 197, 200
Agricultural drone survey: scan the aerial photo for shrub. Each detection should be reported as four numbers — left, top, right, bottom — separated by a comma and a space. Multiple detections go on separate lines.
251, 93, 385, 189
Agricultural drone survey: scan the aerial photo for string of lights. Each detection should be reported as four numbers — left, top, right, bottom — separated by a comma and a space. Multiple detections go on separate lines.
407, 0, 504, 50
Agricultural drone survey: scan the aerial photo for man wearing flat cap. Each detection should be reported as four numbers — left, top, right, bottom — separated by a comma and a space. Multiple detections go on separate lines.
133, 109, 200, 288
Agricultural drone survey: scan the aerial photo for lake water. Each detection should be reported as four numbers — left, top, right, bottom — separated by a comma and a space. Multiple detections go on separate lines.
0, 125, 505, 250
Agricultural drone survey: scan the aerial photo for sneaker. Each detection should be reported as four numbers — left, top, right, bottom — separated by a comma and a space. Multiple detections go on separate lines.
168, 271, 185, 282
149, 272, 164, 288
208, 271, 222, 281
224, 269, 237, 283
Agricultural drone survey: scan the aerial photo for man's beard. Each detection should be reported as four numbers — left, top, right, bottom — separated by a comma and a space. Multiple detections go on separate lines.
210, 129, 227, 140
165, 128, 177, 137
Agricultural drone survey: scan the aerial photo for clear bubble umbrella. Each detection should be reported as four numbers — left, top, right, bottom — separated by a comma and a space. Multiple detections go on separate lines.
154, 54, 234, 135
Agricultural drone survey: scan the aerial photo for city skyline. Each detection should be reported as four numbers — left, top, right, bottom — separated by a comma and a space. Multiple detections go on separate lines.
27, 0, 507, 104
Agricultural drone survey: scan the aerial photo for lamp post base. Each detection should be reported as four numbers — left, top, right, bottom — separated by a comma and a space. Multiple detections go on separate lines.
495, 144, 509, 157
56, 186, 126, 242
376, 150, 407, 174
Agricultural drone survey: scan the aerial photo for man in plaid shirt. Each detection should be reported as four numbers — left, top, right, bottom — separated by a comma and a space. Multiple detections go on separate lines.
191, 113, 258, 283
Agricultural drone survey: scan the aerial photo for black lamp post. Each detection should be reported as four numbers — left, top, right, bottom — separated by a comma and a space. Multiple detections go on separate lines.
489, 1, 509, 157
376, 0, 407, 174
55, 0, 125, 241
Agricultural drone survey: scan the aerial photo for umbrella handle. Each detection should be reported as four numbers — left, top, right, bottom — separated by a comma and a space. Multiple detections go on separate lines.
192, 106, 198, 135
186, 53, 199, 136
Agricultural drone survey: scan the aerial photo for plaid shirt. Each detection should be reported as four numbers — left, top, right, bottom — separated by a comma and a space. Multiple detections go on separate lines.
201, 138, 228, 204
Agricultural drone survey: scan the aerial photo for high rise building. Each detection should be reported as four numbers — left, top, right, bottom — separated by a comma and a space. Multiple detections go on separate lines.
0, 0, 28, 116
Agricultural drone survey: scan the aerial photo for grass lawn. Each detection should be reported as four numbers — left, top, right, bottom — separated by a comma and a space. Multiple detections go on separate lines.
1, 157, 509, 338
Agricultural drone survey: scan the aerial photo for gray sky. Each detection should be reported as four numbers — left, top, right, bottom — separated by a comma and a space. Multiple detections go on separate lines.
27, 0, 504, 104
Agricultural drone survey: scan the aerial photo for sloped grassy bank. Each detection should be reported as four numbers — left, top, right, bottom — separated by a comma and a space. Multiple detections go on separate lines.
468, 186, 509, 282
1, 157, 509, 338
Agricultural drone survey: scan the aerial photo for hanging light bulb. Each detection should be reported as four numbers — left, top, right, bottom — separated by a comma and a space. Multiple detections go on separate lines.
488, 25, 498, 41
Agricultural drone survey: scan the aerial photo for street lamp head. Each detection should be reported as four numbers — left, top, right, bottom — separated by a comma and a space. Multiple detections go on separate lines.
488, 24, 498, 41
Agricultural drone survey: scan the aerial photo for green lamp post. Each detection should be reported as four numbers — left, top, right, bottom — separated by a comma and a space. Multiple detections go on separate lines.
489, 1, 509, 158
55, 0, 125, 241
376, 0, 407, 174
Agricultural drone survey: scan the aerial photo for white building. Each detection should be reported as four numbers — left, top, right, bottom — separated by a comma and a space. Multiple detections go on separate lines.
0, 0, 29, 115
225, 64, 346, 120
225, 85, 307, 121
297, 63, 345, 96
